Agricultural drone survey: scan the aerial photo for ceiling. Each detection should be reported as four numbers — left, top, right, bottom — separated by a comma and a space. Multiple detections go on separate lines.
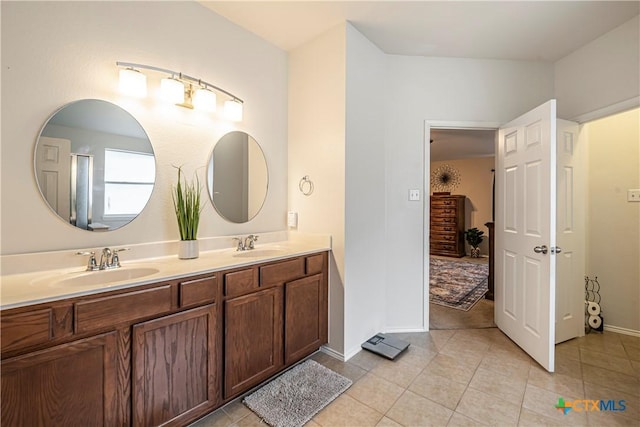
201, 1, 639, 61
200, 1, 638, 160
430, 129, 495, 162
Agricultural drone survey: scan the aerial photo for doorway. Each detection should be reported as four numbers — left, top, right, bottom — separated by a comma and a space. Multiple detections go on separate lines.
427, 128, 497, 330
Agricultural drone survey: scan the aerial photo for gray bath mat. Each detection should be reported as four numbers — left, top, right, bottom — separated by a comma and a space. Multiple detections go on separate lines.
243, 359, 352, 427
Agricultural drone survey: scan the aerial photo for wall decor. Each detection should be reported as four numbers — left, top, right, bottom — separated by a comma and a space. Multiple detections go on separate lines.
431, 164, 461, 193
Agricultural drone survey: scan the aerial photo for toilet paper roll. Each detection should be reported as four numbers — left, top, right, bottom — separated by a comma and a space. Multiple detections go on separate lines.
588, 315, 602, 329
587, 301, 601, 316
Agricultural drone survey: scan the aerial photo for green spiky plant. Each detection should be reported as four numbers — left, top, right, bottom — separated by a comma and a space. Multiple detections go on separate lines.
172, 166, 203, 241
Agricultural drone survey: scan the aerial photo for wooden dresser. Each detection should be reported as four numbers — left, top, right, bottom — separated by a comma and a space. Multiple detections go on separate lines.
430, 195, 466, 257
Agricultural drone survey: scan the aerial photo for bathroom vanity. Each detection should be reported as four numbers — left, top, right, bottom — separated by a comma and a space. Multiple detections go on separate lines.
0, 246, 329, 426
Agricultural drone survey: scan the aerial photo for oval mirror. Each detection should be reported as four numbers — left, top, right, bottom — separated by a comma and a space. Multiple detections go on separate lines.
34, 99, 155, 231
207, 131, 268, 223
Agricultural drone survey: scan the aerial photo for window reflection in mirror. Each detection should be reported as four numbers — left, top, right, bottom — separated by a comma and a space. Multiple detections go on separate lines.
207, 131, 268, 223
34, 99, 155, 231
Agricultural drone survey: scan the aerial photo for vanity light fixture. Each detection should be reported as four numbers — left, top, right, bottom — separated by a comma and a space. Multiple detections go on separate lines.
160, 76, 185, 104
116, 61, 243, 120
224, 99, 243, 122
193, 88, 217, 113
119, 68, 147, 98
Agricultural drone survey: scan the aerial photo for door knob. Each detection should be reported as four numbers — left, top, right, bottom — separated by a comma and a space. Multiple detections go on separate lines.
534, 245, 548, 254
551, 247, 562, 254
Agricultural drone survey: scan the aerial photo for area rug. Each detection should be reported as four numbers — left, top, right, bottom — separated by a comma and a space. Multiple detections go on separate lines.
243, 359, 352, 427
430, 257, 489, 311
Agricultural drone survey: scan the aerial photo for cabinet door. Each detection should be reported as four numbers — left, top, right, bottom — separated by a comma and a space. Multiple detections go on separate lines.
284, 274, 327, 365
224, 287, 283, 399
1, 332, 118, 427
132, 304, 219, 427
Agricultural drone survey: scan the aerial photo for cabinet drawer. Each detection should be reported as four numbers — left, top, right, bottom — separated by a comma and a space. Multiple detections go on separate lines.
1, 309, 52, 353
180, 275, 217, 308
431, 207, 457, 216
431, 233, 457, 242
431, 242, 458, 252
75, 285, 173, 334
224, 269, 258, 297
1, 305, 73, 356
306, 254, 324, 276
260, 258, 305, 287
431, 216, 457, 224
431, 198, 457, 207
431, 224, 457, 233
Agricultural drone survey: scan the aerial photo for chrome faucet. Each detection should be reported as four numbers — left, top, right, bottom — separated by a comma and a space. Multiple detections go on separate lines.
99, 248, 113, 270
232, 235, 259, 251
76, 247, 129, 271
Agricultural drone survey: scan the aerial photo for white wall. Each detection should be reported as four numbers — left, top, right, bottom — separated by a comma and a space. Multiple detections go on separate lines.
585, 108, 640, 332
555, 15, 640, 121
1, 2, 287, 255
344, 24, 387, 357
288, 24, 346, 355
384, 56, 555, 331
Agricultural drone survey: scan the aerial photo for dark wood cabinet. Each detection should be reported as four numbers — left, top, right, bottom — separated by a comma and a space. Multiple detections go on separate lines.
224, 286, 283, 399
1, 331, 119, 427
132, 304, 219, 427
1, 251, 329, 426
285, 273, 327, 365
430, 195, 466, 257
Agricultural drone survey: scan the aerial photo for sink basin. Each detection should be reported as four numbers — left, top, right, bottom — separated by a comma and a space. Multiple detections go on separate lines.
36, 267, 160, 288
232, 249, 286, 258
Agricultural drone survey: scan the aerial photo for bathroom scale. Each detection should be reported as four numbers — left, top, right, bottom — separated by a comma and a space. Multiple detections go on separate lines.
361, 333, 410, 360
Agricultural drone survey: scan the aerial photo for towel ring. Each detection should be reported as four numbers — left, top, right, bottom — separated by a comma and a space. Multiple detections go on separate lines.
299, 175, 314, 196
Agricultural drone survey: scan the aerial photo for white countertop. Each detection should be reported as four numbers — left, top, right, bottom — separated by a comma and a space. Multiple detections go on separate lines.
0, 237, 330, 310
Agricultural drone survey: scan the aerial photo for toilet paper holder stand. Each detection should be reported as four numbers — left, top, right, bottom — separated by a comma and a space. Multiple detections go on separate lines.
585, 276, 604, 333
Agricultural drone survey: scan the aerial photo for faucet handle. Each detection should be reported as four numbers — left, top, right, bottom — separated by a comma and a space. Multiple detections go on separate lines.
246, 234, 259, 249
76, 251, 98, 271
111, 248, 130, 268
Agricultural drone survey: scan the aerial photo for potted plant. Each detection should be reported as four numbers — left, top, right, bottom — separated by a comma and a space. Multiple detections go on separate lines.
464, 227, 485, 258
172, 165, 203, 259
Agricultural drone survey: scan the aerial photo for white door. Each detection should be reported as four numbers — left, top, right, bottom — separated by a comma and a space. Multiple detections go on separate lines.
35, 137, 71, 222
555, 120, 586, 343
495, 100, 557, 372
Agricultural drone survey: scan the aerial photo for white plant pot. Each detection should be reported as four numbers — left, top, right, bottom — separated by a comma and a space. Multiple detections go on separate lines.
178, 240, 199, 259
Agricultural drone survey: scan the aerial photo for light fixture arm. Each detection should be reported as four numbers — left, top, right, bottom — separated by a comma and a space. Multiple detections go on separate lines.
116, 61, 243, 103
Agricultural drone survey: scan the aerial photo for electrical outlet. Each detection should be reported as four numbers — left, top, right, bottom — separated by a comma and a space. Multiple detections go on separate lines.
409, 189, 420, 201
628, 189, 640, 202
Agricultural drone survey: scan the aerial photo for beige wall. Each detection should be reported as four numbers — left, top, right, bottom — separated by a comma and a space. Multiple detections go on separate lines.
585, 108, 640, 332
430, 157, 495, 255
289, 24, 347, 355
1, 2, 288, 255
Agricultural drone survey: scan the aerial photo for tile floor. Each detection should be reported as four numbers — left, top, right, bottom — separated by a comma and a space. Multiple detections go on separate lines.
191, 329, 640, 427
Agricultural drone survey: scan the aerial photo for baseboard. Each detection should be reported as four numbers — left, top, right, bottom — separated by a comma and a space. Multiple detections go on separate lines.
320, 345, 345, 362
603, 324, 640, 337
383, 327, 429, 333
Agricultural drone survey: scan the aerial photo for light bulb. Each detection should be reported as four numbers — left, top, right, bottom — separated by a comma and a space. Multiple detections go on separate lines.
160, 77, 184, 104
193, 88, 217, 112
119, 68, 147, 98
224, 99, 243, 121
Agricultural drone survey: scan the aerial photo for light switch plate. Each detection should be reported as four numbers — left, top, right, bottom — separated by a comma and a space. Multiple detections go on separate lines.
628, 189, 640, 202
409, 189, 420, 201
